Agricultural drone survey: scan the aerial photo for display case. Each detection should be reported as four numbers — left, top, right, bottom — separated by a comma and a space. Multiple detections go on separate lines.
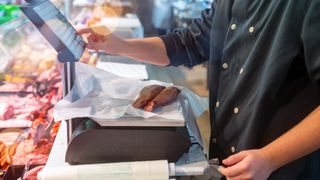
0, 16, 57, 80
0, 3, 100, 177
0, 5, 20, 25
0, 12, 62, 176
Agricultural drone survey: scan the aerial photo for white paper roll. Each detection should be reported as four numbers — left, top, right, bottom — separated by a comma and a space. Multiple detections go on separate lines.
38, 160, 169, 180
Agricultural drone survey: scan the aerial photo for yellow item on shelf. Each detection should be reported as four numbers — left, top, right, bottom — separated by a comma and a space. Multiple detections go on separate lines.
4, 74, 33, 83
38, 58, 55, 74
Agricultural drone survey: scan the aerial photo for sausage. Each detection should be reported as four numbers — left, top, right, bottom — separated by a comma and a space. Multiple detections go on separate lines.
0, 143, 6, 167
0, 143, 5, 155
132, 85, 165, 109
0, 154, 6, 167
0, 150, 4, 157
144, 87, 181, 112
0, 149, 5, 157
4, 146, 12, 165
9, 143, 18, 156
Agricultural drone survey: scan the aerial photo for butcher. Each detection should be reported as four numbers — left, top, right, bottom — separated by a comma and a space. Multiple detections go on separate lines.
78, 0, 320, 179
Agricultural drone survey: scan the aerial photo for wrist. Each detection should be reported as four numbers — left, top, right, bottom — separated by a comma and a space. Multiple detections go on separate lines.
101, 37, 130, 55
260, 147, 281, 172
114, 39, 133, 55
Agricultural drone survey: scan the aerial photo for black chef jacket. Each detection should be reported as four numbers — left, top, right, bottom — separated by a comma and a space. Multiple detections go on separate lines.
160, 0, 320, 179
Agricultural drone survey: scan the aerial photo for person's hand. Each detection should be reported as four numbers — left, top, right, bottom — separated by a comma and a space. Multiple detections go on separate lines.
77, 26, 126, 54
219, 149, 275, 180
24, 165, 45, 180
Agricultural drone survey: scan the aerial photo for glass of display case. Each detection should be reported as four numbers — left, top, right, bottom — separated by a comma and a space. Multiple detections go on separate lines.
0, 13, 62, 175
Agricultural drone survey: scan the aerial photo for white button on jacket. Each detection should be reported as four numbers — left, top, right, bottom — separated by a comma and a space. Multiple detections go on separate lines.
234, 107, 239, 114
222, 63, 229, 69
231, 146, 236, 153
231, 24, 237, 30
216, 101, 220, 108
240, 68, 244, 74
249, 26, 255, 33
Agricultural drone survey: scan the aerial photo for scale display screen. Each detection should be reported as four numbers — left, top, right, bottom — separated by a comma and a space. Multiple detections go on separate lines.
20, 0, 86, 62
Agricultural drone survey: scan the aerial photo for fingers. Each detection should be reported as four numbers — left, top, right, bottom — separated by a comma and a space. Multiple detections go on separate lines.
77, 26, 111, 36
25, 165, 45, 180
219, 151, 250, 178
219, 150, 273, 180
87, 34, 98, 42
85, 34, 105, 50
77, 26, 113, 52
89, 34, 105, 42
77, 28, 94, 35
91, 25, 112, 35
86, 42, 99, 51
223, 151, 247, 166
219, 161, 247, 178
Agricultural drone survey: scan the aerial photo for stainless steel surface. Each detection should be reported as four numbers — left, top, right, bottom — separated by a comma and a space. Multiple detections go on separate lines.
63, 62, 75, 143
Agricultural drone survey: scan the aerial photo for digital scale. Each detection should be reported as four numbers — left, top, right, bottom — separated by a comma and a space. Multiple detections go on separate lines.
20, 0, 191, 165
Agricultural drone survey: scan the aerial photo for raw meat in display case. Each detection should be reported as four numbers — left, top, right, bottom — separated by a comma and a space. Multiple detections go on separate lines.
0, 5, 97, 176
0, 65, 62, 171
0, 103, 14, 120
0, 25, 63, 171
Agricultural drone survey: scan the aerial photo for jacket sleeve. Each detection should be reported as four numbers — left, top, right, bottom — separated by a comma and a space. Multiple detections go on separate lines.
301, 0, 320, 83
160, 2, 215, 68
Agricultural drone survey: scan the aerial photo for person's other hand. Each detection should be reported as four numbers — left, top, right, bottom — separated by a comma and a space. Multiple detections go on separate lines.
24, 165, 45, 180
219, 150, 275, 180
77, 26, 126, 54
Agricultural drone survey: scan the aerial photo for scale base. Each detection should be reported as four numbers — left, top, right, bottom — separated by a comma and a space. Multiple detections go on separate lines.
65, 119, 191, 165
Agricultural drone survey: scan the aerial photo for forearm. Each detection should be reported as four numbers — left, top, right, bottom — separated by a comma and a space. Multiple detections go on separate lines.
78, 27, 170, 66
261, 105, 320, 171
119, 37, 170, 66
